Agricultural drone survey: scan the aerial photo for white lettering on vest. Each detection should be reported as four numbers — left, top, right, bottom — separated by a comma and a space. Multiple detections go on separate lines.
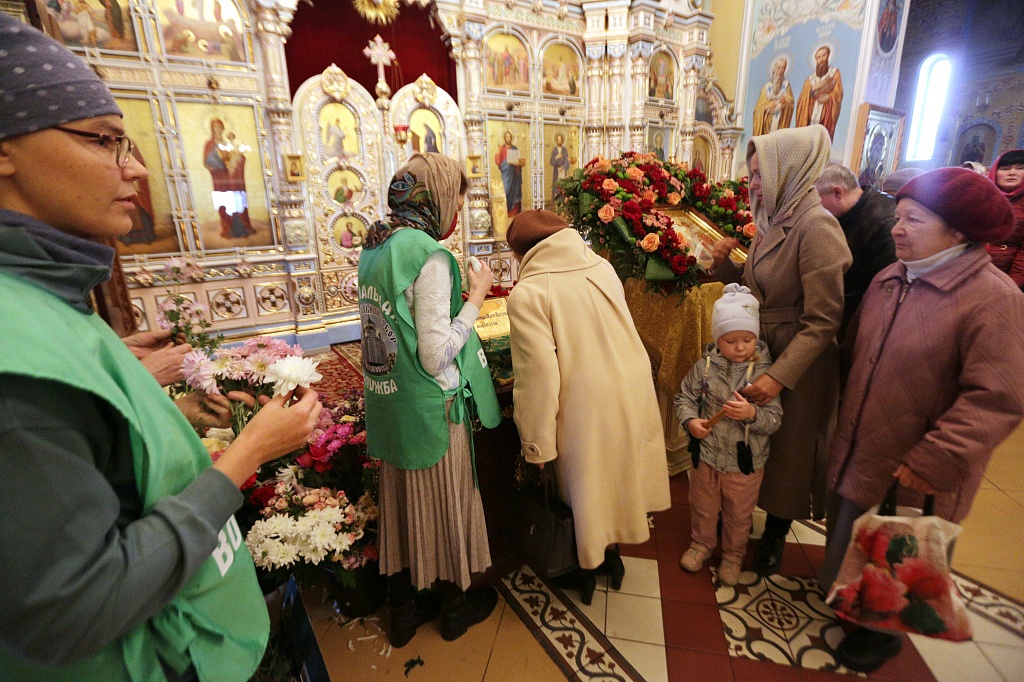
477, 348, 488, 368
365, 376, 399, 395
212, 516, 243, 576
360, 285, 393, 318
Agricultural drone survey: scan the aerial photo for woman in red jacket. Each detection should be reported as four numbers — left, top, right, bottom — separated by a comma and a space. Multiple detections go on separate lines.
987, 149, 1024, 289
820, 167, 1024, 672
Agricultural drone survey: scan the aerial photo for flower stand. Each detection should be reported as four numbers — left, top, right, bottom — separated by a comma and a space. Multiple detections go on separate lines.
328, 562, 387, 619
623, 278, 724, 476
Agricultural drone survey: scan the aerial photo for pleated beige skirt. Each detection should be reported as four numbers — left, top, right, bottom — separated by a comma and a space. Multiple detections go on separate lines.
378, 413, 491, 590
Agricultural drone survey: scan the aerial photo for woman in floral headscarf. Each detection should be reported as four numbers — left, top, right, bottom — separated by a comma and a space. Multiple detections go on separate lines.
712, 125, 852, 577
357, 153, 502, 648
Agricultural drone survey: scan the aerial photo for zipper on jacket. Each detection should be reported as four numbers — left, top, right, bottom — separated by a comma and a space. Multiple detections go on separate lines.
834, 278, 911, 487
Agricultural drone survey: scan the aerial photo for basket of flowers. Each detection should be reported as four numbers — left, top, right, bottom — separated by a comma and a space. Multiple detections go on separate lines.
555, 152, 754, 297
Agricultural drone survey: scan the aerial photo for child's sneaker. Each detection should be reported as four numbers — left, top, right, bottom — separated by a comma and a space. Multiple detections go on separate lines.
718, 558, 742, 586
679, 543, 711, 572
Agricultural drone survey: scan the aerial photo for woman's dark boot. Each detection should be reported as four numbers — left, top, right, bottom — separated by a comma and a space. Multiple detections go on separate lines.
440, 585, 499, 641
835, 627, 902, 672
388, 591, 441, 648
554, 568, 597, 605
752, 532, 786, 577
599, 545, 625, 591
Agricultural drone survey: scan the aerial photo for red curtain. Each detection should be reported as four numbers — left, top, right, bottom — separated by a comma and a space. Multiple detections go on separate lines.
284, 2, 457, 102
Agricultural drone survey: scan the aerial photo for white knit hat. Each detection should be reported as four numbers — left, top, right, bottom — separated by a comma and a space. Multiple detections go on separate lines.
711, 283, 760, 341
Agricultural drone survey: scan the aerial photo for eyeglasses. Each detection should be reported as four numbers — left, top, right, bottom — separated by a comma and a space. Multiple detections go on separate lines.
53, 126, 136, 168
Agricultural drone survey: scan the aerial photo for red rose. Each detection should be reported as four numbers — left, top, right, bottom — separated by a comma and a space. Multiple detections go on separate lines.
241, 472, 258, 491
622, 200, 642, 221
860, 564, 910, 614
896, 558, 950, 600
670, 255, 689, 274
250, 484, 276, 508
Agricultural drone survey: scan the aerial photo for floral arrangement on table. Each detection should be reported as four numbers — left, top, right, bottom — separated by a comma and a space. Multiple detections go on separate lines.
237, 392, 380, 589
828, 521, 972, 641
555, 152, 754, 296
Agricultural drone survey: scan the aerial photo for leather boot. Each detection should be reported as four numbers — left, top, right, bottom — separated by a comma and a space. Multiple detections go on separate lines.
598, 545, 625, 591
835, 627, 902, 672
553, 568, 597, 605
752, 532, 785, 577
440, 585, 499, 641
388, 591, 441, 648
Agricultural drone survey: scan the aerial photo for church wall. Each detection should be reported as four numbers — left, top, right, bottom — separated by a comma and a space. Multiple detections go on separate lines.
707, 0, 747, 104
893, 0, 1024, 170
284, 2, 456, 102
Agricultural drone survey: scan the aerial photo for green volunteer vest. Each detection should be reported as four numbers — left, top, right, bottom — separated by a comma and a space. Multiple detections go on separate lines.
0, 271, 268, 682
357, 228, 501, 470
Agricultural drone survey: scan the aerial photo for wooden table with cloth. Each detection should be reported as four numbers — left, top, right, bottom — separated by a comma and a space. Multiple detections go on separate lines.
622, 278, 725, 475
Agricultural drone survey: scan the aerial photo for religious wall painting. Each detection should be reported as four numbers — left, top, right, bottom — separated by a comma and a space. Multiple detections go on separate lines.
745, 16, 862, 156
39, 0, 138, 51
541, 43, 581, 97
156, 0, 245, 62
485, 119, 531, 241
953, 121, 999, 168
318, 102, 358, 162
695, 96, 714, 125
648, 51, 675, 101
177, 101, 272, 250
647, 126, 673, 162
484, 32, 530, 93
543, 124, 578, 206
114, 97, 179, 256
326, 169, 363, 208
876, 0, 902, 54
751, 53, 795, 136
408, 107, 442, 154
851, 103, 904, 189
693, 135, 712, 175
330, 215, 367, 249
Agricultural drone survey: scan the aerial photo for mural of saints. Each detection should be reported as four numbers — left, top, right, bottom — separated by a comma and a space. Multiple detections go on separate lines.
41, 0, 138, 51
752, 56, 794, 135
795, 44, 843, 140
485, 120, 531, 240
158, 0, 245, 62
495, 129, 525, 219
484, 33, 531, 92
319, 103, 358, 161
544, 125, 577, 205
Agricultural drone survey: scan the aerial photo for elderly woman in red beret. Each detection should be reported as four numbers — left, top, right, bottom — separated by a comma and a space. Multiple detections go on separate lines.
820, 167, 1024, 672
505, 210, 671, 603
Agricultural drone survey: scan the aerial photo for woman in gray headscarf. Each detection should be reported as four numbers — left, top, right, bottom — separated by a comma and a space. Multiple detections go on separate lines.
358, 153, 502, 648
712, 125, 852, 576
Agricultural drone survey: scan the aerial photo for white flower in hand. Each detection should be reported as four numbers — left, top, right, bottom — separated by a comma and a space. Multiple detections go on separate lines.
265, 356, 322, 397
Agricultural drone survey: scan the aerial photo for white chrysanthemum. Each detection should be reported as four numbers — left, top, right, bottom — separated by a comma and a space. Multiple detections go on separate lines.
260, 514, 295, 538
275, 465, 299, 486
265, 539, 301, 568
265, 356, 323, 397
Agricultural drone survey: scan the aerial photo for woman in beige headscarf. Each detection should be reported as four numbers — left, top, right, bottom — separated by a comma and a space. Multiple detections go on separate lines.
358, 153, 501, 647
712, 125, 852, 576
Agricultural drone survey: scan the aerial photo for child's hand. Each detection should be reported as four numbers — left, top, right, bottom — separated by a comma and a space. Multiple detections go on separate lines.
723, 391, 756, 422
687, 419, 711, 439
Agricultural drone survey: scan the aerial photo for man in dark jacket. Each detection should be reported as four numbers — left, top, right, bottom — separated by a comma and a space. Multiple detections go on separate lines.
815, 163, 897, 342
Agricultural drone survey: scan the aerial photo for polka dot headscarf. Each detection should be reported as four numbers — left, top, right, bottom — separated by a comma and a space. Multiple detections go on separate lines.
0, 13, 121, 141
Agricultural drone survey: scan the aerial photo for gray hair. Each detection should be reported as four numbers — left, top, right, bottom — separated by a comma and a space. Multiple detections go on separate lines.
815, 162, 858, 192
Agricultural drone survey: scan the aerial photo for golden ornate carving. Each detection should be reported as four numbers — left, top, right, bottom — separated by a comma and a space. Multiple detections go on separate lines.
353, 0, 400, 25
413, 74, 437, 106
256, 283, 290, 315
209, 288, 247, 319
321, 64, 350, 102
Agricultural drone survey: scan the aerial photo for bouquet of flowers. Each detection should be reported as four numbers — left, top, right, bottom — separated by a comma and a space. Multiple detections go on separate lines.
155, 257, 221, 353
238, 393, 381, 588
182, 336, 322, 435
555, 152, 754, 296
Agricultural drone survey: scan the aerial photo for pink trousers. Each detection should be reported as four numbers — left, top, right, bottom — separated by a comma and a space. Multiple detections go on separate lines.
689, 464, 765, 563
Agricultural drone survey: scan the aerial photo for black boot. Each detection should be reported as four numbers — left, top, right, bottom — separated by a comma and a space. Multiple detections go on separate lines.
752, 533, 785, 577
388, 591, 441, 648
598, 546, 625, 591
553, 568, 597, 605
440, 585, 499, 641
835, 627, 902, 672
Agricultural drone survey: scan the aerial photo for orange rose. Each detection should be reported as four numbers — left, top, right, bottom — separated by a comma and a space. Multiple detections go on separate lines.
602, 178, 619, 192
640, 189, 656, 203
595, 158, 612, 173
598, 204, 616, 223
626, 166, 645, 182
639, 233, 660, 252
667, 192, 681, 205
742, 222, 757, 238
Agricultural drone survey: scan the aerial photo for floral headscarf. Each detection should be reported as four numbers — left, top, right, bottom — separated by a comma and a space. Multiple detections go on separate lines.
364, 153, 463, 249
746, 125, 831, 230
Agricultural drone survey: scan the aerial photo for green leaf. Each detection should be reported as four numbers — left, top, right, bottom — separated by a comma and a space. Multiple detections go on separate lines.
612, 216, 636, 245
886, 535, 919, 566
579, 192, 596, 217
900, 596, 947, 635
645, 256, 675, 281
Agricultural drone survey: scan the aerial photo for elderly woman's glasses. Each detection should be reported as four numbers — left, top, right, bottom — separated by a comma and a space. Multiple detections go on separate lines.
53, 126, 136, 168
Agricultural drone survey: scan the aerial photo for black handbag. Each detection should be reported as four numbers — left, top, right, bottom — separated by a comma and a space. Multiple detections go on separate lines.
511, 467, 578, 577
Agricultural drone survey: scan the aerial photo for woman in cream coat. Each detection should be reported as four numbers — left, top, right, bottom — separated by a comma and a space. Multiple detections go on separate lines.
507, 210, 671, 603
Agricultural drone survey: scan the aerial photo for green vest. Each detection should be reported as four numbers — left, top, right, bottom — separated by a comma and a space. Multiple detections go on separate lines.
357, 228, 501, 470
0, 272, 268, 682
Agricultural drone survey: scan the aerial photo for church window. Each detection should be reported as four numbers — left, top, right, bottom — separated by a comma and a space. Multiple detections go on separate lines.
906, 53, 952, 161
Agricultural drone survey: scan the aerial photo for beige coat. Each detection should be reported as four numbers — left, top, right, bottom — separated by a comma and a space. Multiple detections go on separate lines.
722, 126, 853, 519
508, 229, 671, 569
